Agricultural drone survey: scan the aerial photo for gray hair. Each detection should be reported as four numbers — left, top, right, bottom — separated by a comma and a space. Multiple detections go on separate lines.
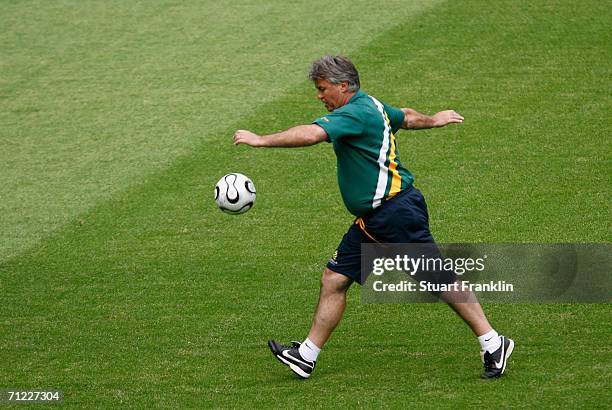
308, 55, 360, 92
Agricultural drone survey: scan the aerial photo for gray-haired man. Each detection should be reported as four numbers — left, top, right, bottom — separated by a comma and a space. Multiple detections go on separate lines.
234, 55, 514, 380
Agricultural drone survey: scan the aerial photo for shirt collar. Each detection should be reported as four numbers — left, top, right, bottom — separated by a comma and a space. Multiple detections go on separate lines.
347, 90, 366, 104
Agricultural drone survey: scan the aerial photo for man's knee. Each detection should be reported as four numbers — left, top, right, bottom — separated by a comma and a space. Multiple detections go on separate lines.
321, 268, 352, 293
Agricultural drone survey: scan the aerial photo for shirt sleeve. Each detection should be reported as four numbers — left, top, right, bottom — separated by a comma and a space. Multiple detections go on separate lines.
383, 103, 405, 134
313, 110, 364, 143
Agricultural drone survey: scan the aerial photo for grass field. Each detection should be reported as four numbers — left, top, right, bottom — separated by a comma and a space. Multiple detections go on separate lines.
1, 0, 611, 408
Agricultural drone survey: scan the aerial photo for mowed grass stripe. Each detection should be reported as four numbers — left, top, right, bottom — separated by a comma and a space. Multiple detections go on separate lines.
0, 0, 442, 262
1, 0, 610, 408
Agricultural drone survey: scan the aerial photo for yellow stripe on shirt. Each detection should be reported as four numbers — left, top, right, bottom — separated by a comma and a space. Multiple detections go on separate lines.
384, 112, 402, 199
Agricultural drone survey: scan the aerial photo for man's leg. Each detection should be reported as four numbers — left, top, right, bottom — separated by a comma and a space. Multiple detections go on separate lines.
440, 285, 492, 336
440, 284, 515, 379
306, 268, 353, 348
267, 268, 353, 379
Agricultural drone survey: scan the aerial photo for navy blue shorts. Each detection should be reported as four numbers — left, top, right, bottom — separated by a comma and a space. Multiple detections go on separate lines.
327, 186, 456, 285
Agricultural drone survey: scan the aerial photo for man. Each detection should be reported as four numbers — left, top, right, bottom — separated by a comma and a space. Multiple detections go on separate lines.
233, 55, 514, 379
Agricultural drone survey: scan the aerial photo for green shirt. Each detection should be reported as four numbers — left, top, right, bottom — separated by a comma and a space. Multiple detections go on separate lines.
313, 90, 414, 217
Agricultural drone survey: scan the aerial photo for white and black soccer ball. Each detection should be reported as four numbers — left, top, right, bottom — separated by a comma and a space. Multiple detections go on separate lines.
214, 173, 256, 214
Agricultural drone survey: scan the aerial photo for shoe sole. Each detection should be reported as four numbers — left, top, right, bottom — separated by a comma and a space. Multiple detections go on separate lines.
268, 340, 310, 379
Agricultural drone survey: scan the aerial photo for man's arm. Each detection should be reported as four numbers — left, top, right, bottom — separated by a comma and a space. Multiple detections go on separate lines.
401, 108, 464, 130
233, 124, 328, 147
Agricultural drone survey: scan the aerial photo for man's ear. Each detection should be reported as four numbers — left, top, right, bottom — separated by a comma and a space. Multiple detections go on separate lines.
340, 82, 349, 93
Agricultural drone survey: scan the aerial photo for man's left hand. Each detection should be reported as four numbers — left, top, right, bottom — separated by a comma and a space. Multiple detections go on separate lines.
432, 110, 464, 127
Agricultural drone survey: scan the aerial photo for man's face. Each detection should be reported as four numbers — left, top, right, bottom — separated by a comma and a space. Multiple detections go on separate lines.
315, 79, 351, 112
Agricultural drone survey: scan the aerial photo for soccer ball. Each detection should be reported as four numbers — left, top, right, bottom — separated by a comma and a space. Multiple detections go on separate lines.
214, 173, 256, 214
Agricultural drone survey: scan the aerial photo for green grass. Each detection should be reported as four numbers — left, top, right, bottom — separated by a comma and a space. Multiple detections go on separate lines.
1, 0, 610, 408
0, 0, 442, 261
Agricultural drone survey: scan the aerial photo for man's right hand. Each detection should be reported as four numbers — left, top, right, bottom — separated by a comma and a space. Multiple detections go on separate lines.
234, 130, 263, 147
233, 125, 328, 148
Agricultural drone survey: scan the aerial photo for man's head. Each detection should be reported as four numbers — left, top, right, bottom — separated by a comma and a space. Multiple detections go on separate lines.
309, 55, 360, 111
